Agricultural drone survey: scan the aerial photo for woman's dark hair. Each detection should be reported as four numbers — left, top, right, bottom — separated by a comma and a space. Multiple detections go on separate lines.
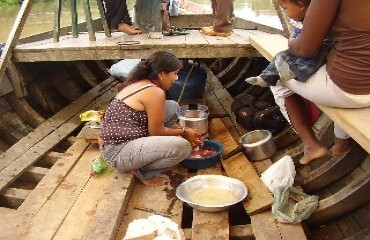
119, 51, 182, 89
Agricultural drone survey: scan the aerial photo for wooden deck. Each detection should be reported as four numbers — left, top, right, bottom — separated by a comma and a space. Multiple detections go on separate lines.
0, 67, 308, 240
12, 29, 263, 62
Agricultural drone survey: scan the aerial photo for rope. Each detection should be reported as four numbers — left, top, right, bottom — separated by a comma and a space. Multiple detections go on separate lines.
177, 62, 195, 103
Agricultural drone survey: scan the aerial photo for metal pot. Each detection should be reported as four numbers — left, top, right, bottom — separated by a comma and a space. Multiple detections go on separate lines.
178, 104, 209, 135
223, 130, 276, 161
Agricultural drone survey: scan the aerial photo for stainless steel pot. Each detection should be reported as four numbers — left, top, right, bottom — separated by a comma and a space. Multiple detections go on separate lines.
178, 104, 209, 135
223, 130, 276, 161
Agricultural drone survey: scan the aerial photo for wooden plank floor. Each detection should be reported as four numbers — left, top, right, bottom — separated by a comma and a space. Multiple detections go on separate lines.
13, 29, 262, 62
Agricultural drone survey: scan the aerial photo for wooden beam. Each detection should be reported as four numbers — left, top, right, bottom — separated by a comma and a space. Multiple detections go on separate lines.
191, 162, 229, 240
309, 170, 370, 225
297, 143, 366, 192
0, 0, 34, 81
12, 30, 260, 62
6, 139, 90, 240
183, 224, 254, 240
249, 33, 288, 62
38, 151, 64, 166
0, 74, 14, 97
211, 118, 273, 215
0, 79, 117, 192
116, 166, 188, 239
16, 144, 100, 239
19, 166, 49, 183
82, 172, 135, 240
0, 77, 116, 172
1, 187, 31, 208
6, 92, 45, 128
250, 211, 307, 240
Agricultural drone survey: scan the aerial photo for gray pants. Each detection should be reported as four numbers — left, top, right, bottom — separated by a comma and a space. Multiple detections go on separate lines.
101, 100, 192, 179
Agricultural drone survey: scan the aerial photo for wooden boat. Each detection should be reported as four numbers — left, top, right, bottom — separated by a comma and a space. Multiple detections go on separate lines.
0, 1, 369, 239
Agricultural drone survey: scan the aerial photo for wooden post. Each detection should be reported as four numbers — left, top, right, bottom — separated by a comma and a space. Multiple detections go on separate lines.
96, 0, 111, 37
82, 0, 97, 41
272, 0, 291, 38
70, 0, 79, 38
6, 61, 27, 97
0, 0, 34, 84
53, 0, 62, 42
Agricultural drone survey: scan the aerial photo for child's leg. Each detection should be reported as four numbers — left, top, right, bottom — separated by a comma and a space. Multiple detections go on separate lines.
245, 61, 279, 87
245, 53, 285, 87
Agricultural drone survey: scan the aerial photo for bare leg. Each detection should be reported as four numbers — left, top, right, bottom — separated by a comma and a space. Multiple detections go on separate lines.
332, 137, 349, 156
117, 23, 141, 35
285, 94, 329, 164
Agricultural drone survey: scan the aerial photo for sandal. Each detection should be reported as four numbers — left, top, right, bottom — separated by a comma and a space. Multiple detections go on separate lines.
162, 27, 189, 36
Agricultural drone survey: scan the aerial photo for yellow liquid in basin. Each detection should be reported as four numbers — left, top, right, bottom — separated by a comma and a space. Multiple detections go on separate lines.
188, 187, 238, 206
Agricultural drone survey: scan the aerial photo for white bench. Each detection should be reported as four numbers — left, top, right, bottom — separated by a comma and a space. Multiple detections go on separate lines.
249, 32, 370, 153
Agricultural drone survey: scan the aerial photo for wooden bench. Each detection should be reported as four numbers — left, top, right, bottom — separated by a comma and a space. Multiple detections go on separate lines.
249, 32, 370, 154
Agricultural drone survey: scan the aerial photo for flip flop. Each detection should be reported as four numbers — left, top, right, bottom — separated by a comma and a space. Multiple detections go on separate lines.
162, 27, 189, 36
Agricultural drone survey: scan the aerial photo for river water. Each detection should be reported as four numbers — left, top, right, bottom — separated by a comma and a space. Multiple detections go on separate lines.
0, 0, 280, 43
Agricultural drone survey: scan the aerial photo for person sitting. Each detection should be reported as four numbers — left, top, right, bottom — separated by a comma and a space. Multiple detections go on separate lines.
104, 0, 141, 35
201, 0, 234, 37
99, 51, 202, 186
269, 0, 370, 165
246, 0, 332, 87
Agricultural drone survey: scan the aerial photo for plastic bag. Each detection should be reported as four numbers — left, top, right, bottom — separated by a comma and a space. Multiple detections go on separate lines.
90, 155, 109, 177
80, 110, 104, 129
108, 59, 141, 79
260, 155, 296, 192
123, 215, 183, 240
272, 186, 319, 224
275, 54, 295, 81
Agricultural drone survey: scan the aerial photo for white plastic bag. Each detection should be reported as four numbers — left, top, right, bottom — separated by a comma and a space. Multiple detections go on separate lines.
108, 59, 141, 79
260, 155, 296, 192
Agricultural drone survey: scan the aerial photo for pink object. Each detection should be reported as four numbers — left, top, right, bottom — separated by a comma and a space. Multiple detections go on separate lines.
304, 100, 321, 125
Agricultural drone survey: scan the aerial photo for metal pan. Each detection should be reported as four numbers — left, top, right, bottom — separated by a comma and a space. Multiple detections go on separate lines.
223, 130, 276, 161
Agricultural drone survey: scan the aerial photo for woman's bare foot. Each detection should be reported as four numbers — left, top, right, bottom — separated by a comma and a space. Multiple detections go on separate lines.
299, 145, 329, 165
117, 23, 141, 35
132, 171, 169, 187
140, 176, 169, 187
332, 137, 349, 156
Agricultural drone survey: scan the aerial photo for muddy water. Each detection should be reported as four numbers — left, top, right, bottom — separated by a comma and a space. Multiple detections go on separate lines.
0, 0, 279, 43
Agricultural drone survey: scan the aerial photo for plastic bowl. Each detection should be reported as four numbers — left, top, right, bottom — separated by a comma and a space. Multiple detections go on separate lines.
181, 139, 223, 169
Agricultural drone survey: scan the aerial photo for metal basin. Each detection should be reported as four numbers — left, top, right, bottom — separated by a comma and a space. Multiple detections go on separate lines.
178, 104, 209, 135
176, 175, 248, 212
240, 130, 276, 161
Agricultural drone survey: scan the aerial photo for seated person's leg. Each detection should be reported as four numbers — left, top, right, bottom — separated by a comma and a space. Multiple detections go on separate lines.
332, 123, 350, 156
108, 136, 191, 186
270, 82, 328, 165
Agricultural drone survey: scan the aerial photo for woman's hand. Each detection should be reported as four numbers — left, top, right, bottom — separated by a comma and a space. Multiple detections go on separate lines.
183, 127, 203, 147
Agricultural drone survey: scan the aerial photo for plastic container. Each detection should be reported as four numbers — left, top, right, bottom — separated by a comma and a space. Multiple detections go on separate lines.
181, 140, 223, 169
167, 60, 207, 101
